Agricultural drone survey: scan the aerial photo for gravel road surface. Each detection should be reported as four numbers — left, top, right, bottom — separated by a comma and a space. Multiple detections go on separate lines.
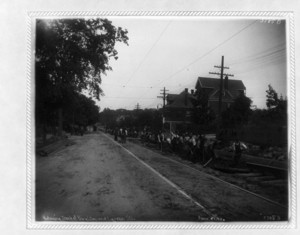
36, 132, 287, 222
36, 133, 208, 221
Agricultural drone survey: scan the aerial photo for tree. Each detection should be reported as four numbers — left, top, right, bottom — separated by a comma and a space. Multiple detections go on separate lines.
99, 108, 162, 132
266, 84, 279, 109
99, 108, 118, 129
136, 109, 162, 131
35, 18, 128, 138
231, 93, 252, 122
193, 92, 216, 126
63, 92, 100, 134
265, 84, 287, 121
221, 93, 252, 128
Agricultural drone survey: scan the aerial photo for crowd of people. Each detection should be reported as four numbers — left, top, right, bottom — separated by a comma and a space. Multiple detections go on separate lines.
106, 126, 247, 167
140, 129, 218, 165
112, 127, 126, 143
106, 126, 218, 165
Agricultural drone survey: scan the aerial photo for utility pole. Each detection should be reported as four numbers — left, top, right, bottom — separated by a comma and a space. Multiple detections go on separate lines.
157, 87, 169, 136
157, 87, 169, 109
209, 56, 234, 115
135, 103, 141, 110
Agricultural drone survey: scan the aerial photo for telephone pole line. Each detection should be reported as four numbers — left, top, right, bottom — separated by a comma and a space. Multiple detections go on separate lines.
157, 87, 169, 109
209, 55, 234, 115
135, 103, 141, 110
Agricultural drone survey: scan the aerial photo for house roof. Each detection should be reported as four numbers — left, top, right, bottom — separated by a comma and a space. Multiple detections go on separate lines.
196, 77, 246, 91
166, 94, 178, 102
166, 90, 195, 109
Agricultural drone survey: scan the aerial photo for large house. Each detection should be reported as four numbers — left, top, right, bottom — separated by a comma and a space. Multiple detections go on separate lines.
164, 88, 196, 125
195, 76, 246, 114
163, 77, 246, 127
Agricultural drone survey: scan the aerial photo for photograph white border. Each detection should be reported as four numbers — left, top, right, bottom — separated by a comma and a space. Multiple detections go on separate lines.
26, 11, 296, 230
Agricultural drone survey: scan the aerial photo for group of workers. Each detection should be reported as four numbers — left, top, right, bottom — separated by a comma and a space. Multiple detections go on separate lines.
108, 126, 247, 166
113, 128, 128, 143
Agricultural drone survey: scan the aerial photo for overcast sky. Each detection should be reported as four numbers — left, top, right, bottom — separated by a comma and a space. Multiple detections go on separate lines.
96, 17, 286, 110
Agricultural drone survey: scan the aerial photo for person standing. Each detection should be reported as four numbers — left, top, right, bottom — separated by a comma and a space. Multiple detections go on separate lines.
200, 135, 206, 164
232, 139, 247, 166
114, 127, 118, 141
157, 131, 162, 150
119, 128, 123, 143
124, 128, 127, 143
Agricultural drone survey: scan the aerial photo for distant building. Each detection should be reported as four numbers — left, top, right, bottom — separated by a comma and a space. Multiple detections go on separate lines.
163, 77, 246, 131
195, 76, 246, 114
164, 88, 197, 127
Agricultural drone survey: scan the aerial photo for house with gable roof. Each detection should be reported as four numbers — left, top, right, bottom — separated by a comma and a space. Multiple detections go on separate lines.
164, 88, 197, 124
162, 77, 246, 131
195, 76, 246, 114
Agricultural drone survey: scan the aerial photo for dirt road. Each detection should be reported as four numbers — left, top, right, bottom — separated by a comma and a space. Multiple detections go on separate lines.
36, 133, 208, 221
36, 132, 287, 222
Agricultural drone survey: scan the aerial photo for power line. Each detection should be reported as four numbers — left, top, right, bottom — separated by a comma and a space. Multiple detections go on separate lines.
153, 20, 258, 88
230, 47, 286, 66
233, 50, 286, 72
132, 21, 258, 106
123, 20, 172, 87
102, 20, 287, 110
111, 21, 172, 109
243, 53, 286, 67
110, 41, 284, 96
108, 51, 285, 110
228, 42, 285, 65
234, 55, 286, 75
101, 83, 179, 89
101, 96, 157, 99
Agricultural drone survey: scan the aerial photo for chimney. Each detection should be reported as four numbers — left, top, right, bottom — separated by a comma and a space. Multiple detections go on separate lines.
185, 88, 188, 106
191, 89, 194, 95
224, 75, 229, 90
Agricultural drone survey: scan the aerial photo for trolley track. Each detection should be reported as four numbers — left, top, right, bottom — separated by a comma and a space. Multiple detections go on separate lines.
137, 140, 287, 204
102, 133, 288, 220
124, 137, 288, 215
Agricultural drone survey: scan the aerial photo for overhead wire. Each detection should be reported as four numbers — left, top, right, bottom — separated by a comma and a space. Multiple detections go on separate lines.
122, 20, 172, 87
228, 42, 285, 65
112, 20, 172, 109
235, 55, 286, 75
101, 96, 157, 100
230, 47, 286, 66
101, 20, 286, 110
133, 20, 259, 109
152, 20, 258, 88
101, 83, 180, 89
126, 20, 259, 110
231, 46, 286, 74
158, 44, 286, 107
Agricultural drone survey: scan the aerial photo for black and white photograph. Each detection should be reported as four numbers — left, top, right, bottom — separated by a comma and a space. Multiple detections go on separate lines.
34, 16, 289, 222
1, 0, 300, 234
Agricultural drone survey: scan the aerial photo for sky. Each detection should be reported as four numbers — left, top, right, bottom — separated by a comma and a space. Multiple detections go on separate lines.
95, 17, 287, 111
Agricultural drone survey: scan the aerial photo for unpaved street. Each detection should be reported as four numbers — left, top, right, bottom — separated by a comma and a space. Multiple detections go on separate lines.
36, 133, 208, 221
36, 132, 287, 222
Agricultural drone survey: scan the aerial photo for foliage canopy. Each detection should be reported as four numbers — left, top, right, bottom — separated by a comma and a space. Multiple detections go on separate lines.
36, 18, 128, 103
35, 18, 128, 138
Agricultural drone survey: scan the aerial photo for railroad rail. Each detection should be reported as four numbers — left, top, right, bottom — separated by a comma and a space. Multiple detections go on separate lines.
128, 138, 288, 209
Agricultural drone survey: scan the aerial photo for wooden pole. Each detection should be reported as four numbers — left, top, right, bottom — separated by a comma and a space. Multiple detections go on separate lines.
218, 56, 224, 115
